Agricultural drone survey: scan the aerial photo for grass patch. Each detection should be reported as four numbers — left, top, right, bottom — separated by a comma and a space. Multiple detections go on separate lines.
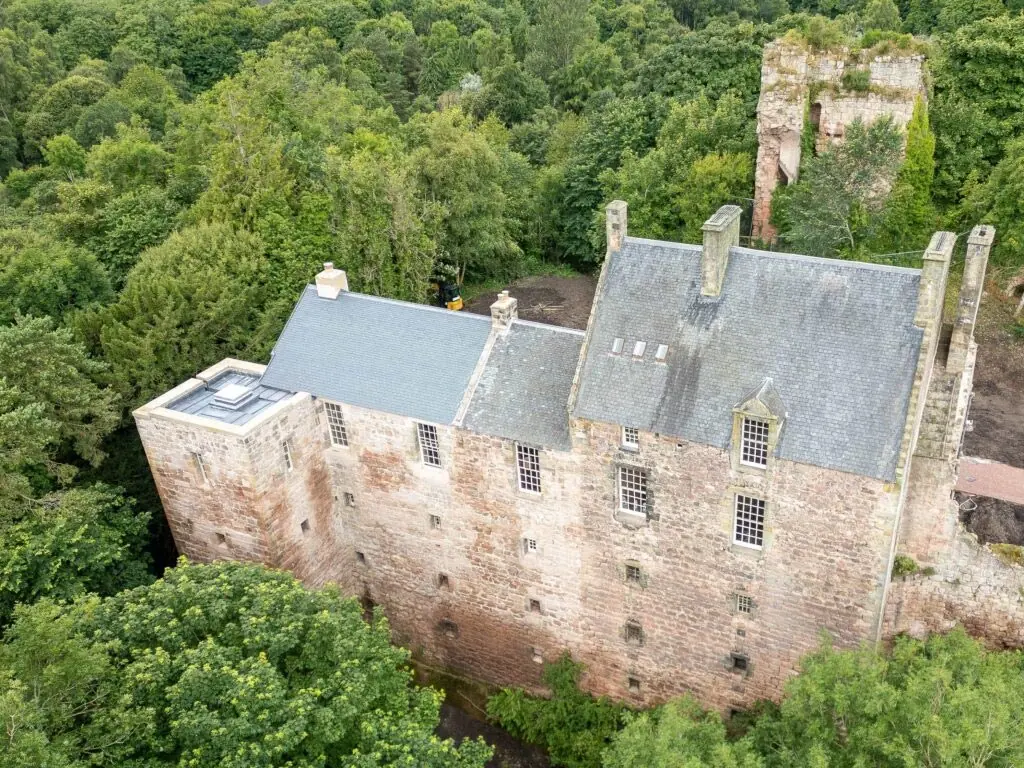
990, 543, 1024, 567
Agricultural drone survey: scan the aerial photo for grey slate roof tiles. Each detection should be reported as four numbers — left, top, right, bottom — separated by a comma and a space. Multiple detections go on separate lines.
572, 237, 924, 481
463, 321, 584, 451
261, 287, 492, 425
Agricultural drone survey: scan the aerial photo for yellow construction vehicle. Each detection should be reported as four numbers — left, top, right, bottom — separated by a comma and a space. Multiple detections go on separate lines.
432, 280, 464, 311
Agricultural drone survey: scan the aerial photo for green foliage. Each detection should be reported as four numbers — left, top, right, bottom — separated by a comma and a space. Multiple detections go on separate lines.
892, 554, 920, 577
776, 117, 903, 259
604, 697, 764, 768
878, 98, 936, 253
77, 223, 275, 410
0, 485, 151, 628
862, 0, 902, 31
0, 561, 492, 767
840, 68, 871, 92
0, 227, 112, 323
961, 136, 1024, 268
0, 316, 119, 504
990, 543, 1024, 567
746, 629, 1024, 767
487, 653, 624, 768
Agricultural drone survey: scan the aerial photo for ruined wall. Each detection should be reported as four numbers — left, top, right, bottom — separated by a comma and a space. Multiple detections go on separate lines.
885, 226, 1024, 647
752, 41, 926, 240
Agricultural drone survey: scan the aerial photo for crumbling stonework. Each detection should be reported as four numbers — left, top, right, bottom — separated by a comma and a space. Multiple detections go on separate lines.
752, 40, 926, 240
884, 226, 1024, 646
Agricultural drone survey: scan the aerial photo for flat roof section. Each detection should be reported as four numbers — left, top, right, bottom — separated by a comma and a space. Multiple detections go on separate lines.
167, 369, 292, 426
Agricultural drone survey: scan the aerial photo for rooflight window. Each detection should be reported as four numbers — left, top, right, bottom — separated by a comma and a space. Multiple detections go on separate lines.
655, 344, 668, 362
612, 337, 624, 354
632, 341, 647, 358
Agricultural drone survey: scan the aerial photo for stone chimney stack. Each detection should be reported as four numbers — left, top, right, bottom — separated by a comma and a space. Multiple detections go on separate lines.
700, 205, 742, 297
315, 262, 349, 299
914, 232, 954, 334
490, 290, 517, 332
947, 225, 994, 374
606, 200, 628, 253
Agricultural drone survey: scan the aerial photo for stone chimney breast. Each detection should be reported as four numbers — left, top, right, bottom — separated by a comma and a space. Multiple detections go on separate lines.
606, 200, 628, 253
315, 262, 349, 299
701, 205, 742, 297
490, 290, 518, 332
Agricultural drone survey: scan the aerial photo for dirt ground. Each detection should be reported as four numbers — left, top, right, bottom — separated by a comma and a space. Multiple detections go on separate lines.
962, 282, 1024, 467
437, 703, 550, 768
465, 274, 598, 330
957, 492, 1024, 546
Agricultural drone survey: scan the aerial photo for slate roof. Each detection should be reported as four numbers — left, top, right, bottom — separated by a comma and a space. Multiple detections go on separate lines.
572, 237, 924, 481
261, 287, 492, 425
463, 321, 584, 450
168, 370, 291, 425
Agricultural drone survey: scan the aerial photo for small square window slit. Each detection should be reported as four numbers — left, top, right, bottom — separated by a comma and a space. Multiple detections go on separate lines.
430, 514, 442, 530
344, 492, 356, 507
625, 620, 644, 645
215, 532, 227, 546
356, 551, 366, 564
625, 564, 642, 584
523, 537, 538, 554
300, 519, 310, 534
282, 440, 293, 472
529, 599, 542, 614
730, 653, 749, 672
437, 573, 450, 589
627, 676, 641, 694
440, 619, 458, 638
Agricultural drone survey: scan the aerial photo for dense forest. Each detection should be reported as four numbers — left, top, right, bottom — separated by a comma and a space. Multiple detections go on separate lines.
1, 0, 1023, 763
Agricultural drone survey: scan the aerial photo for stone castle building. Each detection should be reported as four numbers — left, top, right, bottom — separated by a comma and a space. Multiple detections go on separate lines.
136, 202, 1019, 711
752, 40, 927, 240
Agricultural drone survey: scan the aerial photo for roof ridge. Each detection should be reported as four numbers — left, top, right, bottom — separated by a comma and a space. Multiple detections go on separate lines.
302, 284, 493, 323
624, 235, 701, 252
513, 318, 586, 336
729, 246, 921, 275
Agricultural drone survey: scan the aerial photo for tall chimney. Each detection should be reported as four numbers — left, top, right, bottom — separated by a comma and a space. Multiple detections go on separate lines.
947, 225, 994, 374
606, 200, 627, 253
914, 232, 954, 333
315, 262, 348, 299
490, 290, 517, 332
700, 205, 742, 297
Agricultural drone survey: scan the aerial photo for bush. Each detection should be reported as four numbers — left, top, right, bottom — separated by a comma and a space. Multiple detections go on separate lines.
892, 554, 920, 577
487, 653, 624, 768
841, 68, 872, 93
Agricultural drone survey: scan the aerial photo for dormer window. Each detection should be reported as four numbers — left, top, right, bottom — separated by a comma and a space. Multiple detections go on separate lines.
740, 417, 769, 467
731, 378, 785, 472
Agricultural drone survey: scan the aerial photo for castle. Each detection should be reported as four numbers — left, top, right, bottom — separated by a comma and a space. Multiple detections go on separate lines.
752, 40, 927, 240
136, 202, 1021, 711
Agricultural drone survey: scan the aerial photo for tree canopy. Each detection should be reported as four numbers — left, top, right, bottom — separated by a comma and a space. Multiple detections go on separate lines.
0, 560, 491, 767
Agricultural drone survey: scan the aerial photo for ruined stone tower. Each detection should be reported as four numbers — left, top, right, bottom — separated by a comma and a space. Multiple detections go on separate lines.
751, 39, 926, 241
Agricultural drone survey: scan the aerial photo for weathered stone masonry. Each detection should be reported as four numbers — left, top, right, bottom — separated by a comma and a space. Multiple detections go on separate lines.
136, 205, 1012, 712
752, 41, 926, 240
